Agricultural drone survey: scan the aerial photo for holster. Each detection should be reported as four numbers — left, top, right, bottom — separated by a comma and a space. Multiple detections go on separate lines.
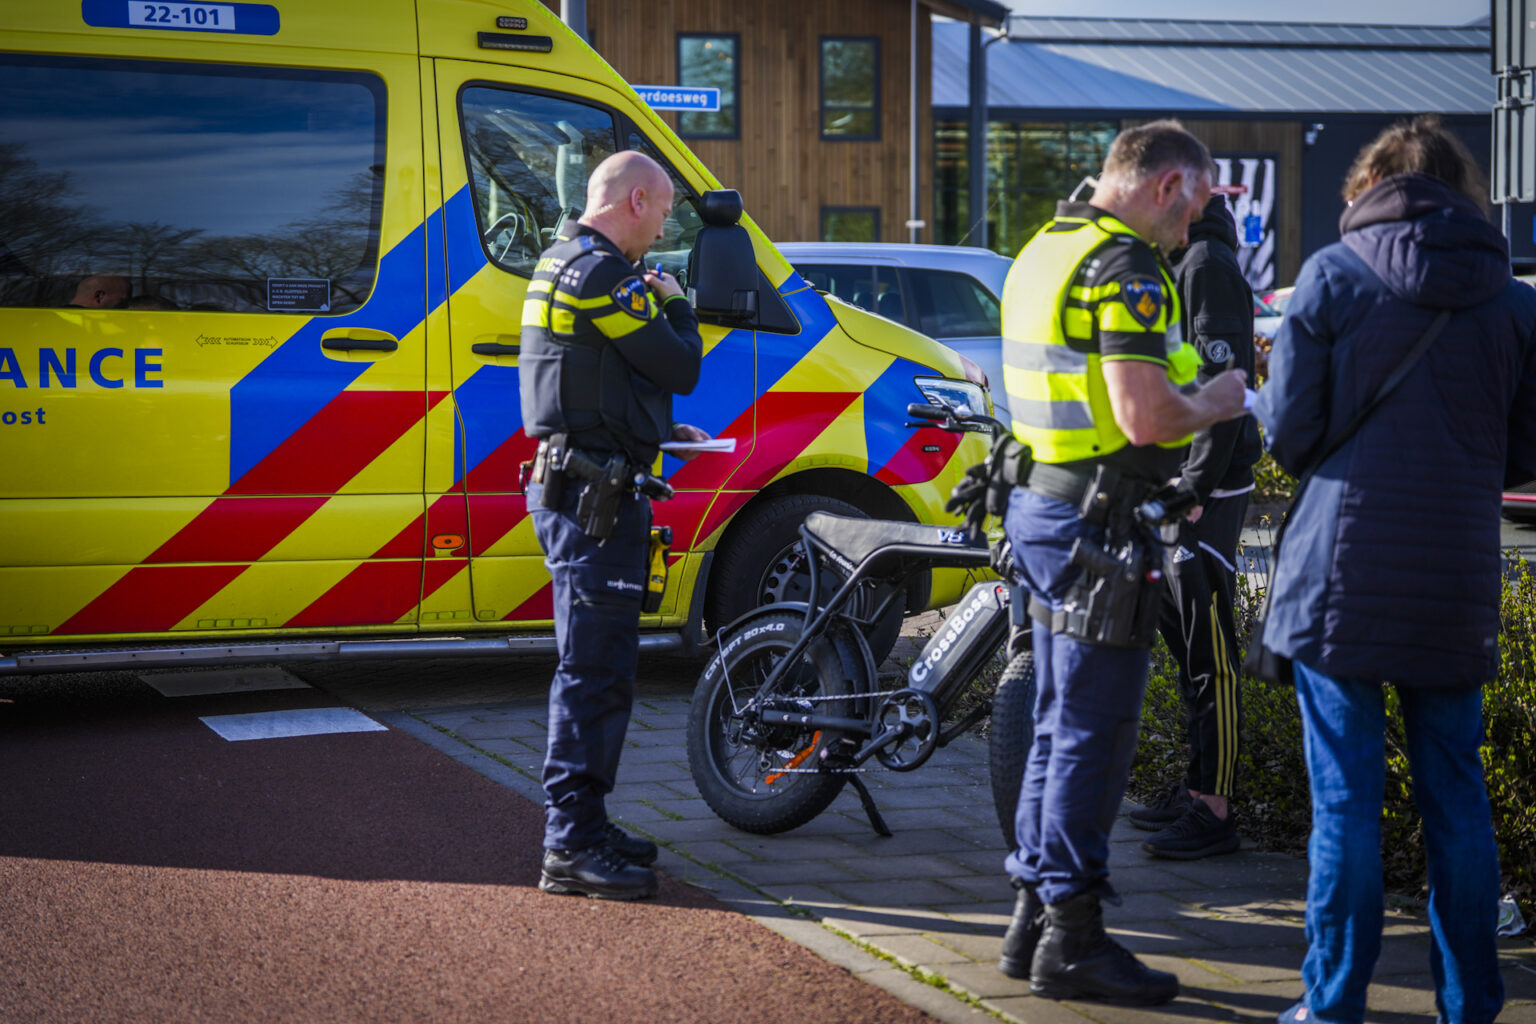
532, 435, 632, 541
531, 433, 568, 509
985, 435, 1033, 518
1052, 521, 1163, 649
565, 449, 630, 541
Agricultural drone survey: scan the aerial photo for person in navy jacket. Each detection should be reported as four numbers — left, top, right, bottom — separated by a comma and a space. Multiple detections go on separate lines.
1254, 115, 1536, 1024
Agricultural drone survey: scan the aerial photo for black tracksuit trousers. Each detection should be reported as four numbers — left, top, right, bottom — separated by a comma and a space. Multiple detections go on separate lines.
1157, 493, 1248, 798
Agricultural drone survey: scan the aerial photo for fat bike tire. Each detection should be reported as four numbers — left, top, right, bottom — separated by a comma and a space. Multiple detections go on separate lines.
686, 610, 859, 834
988, 650, 1038, 850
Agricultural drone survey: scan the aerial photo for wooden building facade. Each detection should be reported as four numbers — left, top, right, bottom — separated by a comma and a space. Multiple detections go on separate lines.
543, 0, 1006, 245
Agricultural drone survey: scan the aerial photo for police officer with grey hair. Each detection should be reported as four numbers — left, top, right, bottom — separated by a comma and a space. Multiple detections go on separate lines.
521, 150, 709, 900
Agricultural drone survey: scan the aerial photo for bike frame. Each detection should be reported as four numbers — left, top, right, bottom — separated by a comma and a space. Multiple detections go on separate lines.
719, 525, 995, 740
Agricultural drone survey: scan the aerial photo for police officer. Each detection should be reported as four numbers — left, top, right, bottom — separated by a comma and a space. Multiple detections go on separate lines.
520, 151, 708, 901
992, 121, 1247, 1002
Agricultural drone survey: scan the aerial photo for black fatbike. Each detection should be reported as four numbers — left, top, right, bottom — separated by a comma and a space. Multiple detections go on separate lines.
685, 402, 1037, 841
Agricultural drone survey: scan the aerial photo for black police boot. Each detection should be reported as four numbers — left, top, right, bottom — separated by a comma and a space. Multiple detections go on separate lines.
1030, 890, 1179, 1005
997, 878, 1045, 979
605, 821, 659, 866
539, 842, 658, 901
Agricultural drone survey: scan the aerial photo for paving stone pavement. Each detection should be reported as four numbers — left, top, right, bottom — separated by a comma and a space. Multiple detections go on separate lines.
392, 690, 1536, 1024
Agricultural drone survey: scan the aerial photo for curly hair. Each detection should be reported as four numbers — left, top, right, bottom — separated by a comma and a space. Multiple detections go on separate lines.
1342, 114, 1489, 214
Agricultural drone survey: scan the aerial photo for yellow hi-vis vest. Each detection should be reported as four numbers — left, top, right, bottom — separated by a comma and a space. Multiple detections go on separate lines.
1002, 212, 1201, 465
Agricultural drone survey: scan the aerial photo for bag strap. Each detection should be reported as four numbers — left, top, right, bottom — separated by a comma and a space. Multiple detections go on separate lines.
1273, 308, 1453, 555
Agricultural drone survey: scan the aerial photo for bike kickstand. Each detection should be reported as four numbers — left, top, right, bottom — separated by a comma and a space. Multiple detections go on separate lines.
847, 774, 893, 837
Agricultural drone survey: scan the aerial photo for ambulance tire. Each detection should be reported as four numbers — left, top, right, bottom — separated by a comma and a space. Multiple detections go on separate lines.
707, 494, 905, 665
988, 650, 1037, 850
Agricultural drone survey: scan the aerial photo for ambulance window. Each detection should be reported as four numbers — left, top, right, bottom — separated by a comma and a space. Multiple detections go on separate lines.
0, 55, 385, 313
460, 88, 618, 275
624, 132, 704, 285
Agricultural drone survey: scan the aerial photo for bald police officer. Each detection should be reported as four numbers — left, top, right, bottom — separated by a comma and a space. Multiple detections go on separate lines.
521, 151, 709, 900
993, 121, 1248, 1002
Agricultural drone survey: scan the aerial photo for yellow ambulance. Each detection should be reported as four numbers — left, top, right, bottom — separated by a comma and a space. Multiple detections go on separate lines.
0, 0, 991, 673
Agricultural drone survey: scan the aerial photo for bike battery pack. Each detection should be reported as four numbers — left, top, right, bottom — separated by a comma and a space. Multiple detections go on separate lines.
906, 580, 1011, 712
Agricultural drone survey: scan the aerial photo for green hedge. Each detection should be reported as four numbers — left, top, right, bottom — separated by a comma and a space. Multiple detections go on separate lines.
1128, 552, 1536, 908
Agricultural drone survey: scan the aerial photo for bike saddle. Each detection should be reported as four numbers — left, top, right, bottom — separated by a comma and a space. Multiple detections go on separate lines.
802, 512, 992, 573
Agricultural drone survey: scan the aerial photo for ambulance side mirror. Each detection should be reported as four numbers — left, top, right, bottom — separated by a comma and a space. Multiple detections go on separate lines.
687, 190, 759, 324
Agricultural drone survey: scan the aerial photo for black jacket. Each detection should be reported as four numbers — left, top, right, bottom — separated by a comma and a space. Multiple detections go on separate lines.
518, 224, 702, 463
1170, 197, 1263, 500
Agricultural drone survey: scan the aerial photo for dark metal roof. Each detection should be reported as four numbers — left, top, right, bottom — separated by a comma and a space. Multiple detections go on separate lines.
925, 0, 1008, 27
933, 17, 1493, 115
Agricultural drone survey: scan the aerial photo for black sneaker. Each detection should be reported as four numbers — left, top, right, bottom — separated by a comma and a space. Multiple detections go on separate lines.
539, 843, 658, 900
1127, 783, 1193, 832
1141, 801, 1239, 860
605, 822, 659, 866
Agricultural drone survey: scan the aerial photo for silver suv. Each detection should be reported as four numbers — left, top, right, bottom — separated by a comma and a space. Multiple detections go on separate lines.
779, 242, 1013, 420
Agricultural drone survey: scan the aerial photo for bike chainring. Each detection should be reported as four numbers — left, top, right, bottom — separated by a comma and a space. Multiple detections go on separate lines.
873, 688, 940, 772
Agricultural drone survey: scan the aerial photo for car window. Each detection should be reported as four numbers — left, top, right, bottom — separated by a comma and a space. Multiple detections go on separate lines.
793, 262, 901, 320
907, 268, 999, 339
460, 87, 617, 275
0, 54, 385, 313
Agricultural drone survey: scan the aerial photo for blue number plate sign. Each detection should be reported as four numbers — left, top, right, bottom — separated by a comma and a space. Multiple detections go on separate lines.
82, 0, 280, 35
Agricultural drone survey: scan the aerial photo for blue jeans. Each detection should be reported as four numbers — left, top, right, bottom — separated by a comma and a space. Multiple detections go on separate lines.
1002, 488, 1151, 905
1293, 661, 1503, 1024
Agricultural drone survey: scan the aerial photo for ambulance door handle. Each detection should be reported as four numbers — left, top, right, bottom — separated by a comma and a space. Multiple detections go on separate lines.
471, 336, 520, 357
320, 328, 399, 353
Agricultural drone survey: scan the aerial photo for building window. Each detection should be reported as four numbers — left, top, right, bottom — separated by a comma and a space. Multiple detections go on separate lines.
820, 206, 880, 243
933, 119, 1115, 256
820, 37, 879, 141
676, 34, 738, 139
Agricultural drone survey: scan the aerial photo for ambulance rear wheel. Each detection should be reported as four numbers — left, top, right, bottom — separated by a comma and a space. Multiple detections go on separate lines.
707, 493, 904, 664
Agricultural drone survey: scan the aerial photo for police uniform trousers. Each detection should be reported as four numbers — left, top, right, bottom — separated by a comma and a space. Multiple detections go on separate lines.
526, 478, 652, 852
1002, 487, 1152, 905
1156, 492, 1248, 798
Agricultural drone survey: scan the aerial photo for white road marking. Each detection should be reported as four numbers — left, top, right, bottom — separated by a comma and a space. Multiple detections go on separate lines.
142, 667, 311, 697
199, 707, 386, 741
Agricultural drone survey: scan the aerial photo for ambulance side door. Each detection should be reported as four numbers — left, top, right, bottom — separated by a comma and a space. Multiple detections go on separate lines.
430, 62, 751, 626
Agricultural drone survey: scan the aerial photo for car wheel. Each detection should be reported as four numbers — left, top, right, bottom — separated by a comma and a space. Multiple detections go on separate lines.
707, 493, 905, 665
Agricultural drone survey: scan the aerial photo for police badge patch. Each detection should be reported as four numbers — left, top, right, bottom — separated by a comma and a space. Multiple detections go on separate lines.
1121, 275, 1164, 329
611, 276, 651, 319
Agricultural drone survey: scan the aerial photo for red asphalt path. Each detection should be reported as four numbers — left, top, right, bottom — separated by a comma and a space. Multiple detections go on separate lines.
0, 676, 935, 1024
